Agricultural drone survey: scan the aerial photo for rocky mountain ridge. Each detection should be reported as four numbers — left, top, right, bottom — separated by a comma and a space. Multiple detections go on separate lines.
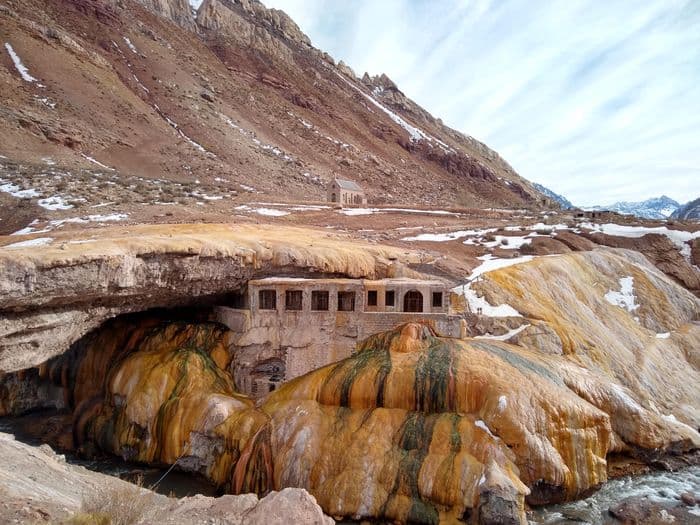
0, 0, 551, 214
532, 182, 573, 209
672, 198, 700, 221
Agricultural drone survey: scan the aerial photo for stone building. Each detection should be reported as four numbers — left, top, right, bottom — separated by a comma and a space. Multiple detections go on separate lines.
327, 178, 367, 206
214, 277, 464, 397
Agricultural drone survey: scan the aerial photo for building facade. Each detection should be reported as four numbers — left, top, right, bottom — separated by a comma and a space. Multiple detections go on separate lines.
327, 178, 367, 206
214, 277, 465, 397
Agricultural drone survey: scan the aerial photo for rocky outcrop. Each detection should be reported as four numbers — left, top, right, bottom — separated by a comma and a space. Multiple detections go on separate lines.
0, 224, 426, 372
472, 248, 700, 442
196, 0, 310, 63
0, 432, 331, 524
1, 247, 699, 523
583, 232, 700, 293
135, 0, 196, 30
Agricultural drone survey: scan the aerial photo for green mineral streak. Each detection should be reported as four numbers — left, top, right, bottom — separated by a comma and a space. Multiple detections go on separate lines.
413, 337, 457, 414
469, 340, 564, 386
380, 412, 440, 525
327, 345, 392, 407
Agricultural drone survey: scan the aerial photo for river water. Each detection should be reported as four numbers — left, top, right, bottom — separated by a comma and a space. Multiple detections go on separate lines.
528, 466, 700, 524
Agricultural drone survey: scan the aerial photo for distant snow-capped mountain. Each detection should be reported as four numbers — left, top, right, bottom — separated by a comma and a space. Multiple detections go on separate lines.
584, 196, 680, 220
533, 183, 573, 209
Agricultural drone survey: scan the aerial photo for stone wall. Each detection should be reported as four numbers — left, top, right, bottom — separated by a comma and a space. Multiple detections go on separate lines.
213, 306, 464, 397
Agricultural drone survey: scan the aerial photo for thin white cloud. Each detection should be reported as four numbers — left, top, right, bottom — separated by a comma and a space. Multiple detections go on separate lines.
263, 0, 700, 206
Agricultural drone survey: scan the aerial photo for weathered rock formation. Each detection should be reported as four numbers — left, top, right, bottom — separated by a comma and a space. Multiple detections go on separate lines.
135, 0, 196, 30
0, 223, 428, 372
1, 224, 699, 524
582, 231, 700, 294
471, 248, 700, 441
0, 431, 331, 524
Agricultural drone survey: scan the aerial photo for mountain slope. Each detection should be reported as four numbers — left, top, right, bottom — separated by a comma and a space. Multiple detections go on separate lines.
671, 198, 700, 220
0, 0, 550, 211
584, 196, 680, 220
532, 182, 573, 209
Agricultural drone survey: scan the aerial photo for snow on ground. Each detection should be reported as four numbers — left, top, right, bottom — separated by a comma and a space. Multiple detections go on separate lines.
452, 254, 536, 317
190, 191, 223, 201
288, 111, 355, 150
656, 332, 671, 339
337, 74, 428, 142
80, 153, 113, 170
11, 214, 128, 235
37, 195, 74, 210
4, 43, 37, 82
528, 222, 570, 232
234, 205, 289, 217
3, 237, 53, 249
0, 180, 40, 199
475, 323, 531, 341
498, 395, 508, 412
289, 204, 330, 211
123, 36, 138, 54
460, 285, 522, 317
335, 73, 454, 153
154, 104, 210, 155
36, 96, 56, 108
402, 228, 496, 242
340, 207, 458, 217
481, 235, 532, 249
604, 276, 639, 312
581, 222, 700, 260
468, 254, 535, 281
222, 114, 293, 161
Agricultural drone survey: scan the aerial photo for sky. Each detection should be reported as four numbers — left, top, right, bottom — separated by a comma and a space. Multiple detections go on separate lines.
245, 0, 699, 207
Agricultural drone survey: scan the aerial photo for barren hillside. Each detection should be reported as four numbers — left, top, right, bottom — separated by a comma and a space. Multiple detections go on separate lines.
0, 0, 551, 223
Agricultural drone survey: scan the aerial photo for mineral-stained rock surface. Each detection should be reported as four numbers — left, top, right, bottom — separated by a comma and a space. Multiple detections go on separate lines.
1, 241, 699, 524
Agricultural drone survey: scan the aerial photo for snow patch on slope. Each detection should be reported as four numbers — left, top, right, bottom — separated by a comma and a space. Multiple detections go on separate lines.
475, 324, 531, 341
4, 43, 37, 82
604, 276, 639, 312
581, 222, 700, 260
3, 237, 53, 249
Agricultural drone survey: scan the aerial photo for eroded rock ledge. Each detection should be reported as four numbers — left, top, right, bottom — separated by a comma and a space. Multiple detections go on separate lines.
0, 223, 430, 372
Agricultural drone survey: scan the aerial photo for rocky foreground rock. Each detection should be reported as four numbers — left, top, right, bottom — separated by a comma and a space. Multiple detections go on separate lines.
0, 431, 332, 524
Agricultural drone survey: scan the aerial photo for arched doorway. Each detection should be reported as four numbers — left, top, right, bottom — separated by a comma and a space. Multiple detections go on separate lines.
331, 193, 337, 202
403, 290, 423, 312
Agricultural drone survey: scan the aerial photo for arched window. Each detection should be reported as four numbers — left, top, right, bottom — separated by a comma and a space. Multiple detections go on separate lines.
403, 290, 423, 312
331, 193, 337, 202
